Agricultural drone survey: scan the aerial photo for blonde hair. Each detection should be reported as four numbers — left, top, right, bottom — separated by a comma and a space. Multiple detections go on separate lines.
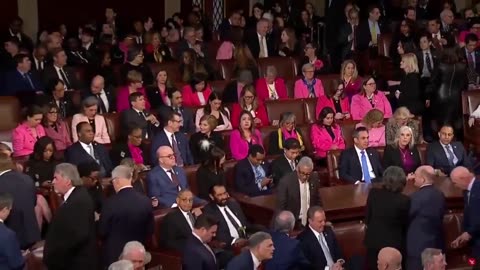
126, 70, 143, 84
401, 53, 419, 73
340, 60, 358, 80
200, 114, 218, 131
393, 107, 413, 122
362, 109, 384, 127
393, 125, 415, 149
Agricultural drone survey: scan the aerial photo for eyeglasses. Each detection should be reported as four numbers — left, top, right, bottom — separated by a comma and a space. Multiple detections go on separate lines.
172, 119, 183, 123
160, 154, 175, 159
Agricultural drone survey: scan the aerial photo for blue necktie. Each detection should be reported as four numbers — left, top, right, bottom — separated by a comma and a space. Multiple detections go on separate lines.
360, 150, 371, 183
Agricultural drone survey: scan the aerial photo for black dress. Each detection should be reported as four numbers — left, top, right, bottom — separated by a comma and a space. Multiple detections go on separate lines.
119, 62, 154, 86
397, 73, 424, 115
189, 131, 225, 164
24, 159, 57, 186
195, 166, 226, 200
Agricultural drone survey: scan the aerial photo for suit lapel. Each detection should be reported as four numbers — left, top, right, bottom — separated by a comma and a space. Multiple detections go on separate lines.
452, 143, 462, 163
175, 208, 192, 233
436, 142, 451, 165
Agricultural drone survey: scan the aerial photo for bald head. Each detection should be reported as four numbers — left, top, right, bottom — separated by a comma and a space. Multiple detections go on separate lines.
91, 75, 105, 94
377, 247, 402, 270
450, 166, 473, 190
414, 165, 435, 187
156, 146, 176, 169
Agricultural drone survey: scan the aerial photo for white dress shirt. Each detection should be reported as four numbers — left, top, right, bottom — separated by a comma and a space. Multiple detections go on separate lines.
164, 128, 174, 146
309, 226, 334, 269
250, 251, 261, 270
80, 141, 95, 158
440, 142, 458, 165
299, 180, 310, 222
267, 83, 278, 99
63, 187, 75, 202
34, 58, 44, 70
180, 208, 194, 230
217, 205, 242, 241
257, 33, 268, 58
0, 169, 12, 177
98, 90, 110, 112
354, 145, 376, 180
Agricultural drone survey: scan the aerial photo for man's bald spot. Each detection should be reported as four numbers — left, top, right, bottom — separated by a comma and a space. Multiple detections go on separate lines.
379, 247, 402, 266
156, 146, 173, 158
450, 166, 470, 179
415, 165, 435, 182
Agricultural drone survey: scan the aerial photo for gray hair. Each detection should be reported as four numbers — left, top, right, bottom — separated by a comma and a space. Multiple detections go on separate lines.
273, 211, 295, 233
382, 166, 407, 193
265, 65, 277, 77
421, 248, 443, 267
82, 96, 99, 109
111, 165, 133, 180
108, 260, 134, 270
55, 163, 82, 186
302, 63, 314, 73
440, 9, 453, 20
307, 206, 324, 220
279, 112, 296, 126
0, 192, 13, 210
297, 156, 314, 170
393, 125, 414, 149
238, 70, 253, 84
119, 158, 135, 169
248, 232, 272, 248
120, 241, 150, 263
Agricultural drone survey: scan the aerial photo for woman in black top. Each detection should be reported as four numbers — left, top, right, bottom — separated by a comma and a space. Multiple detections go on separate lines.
190, 115, 225, 164
25, 136, 58, 188
119, 45, 154, 85
196, 146, 226, 200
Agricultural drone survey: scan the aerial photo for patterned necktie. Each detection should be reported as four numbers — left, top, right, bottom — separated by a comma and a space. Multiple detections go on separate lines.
167, 169, 181, 190
425, 52, 433, 73
468, 52, 476, 70
371, 22, 377, 44
360, 150, 371, 183
171, 134, 184, 166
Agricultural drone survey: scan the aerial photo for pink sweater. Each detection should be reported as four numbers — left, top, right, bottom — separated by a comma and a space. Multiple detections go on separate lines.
350, 91, 392, 120
229, 129, 263, 160
294, 78, 325, 98
12, 123, 46, 157
355, 123, 386, 147
310, 124, 346, 158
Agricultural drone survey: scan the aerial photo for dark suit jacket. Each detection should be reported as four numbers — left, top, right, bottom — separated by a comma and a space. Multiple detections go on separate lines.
267, 129, 304, 156
120, 108, 158, 140
0, 170, 40, 249
64, 141, 113, 176
150, 129, 193, 165
234, 158, 272, 197
145, 86, 172, 112
35, 94, 76, 118
110, 142, 149, 167
426, 141, 471, 175
2, 30, 34, 53
81, 88, 116, 114
182, 234, 218, 270
226, 250, 254, 270
66, 49, 89, 66
337, 23, 358, 59
159, 207, 193, 252
463, 48, 480, 74
146, 165, 203, 207
158, 105, 195, 134
203, 200, 249, 245
4, 70, 43, 94
397, 73, 424, 115
465, 179, 480, 257
43, 187, 96, 270
271, 155, 296, 186
176, 40, 209, 60
244, 31, 276, 59
356, 20, 386, 51
218, 19, 233, 42
42, 65, 83, 90
365, 188, 410, 250
383, 145, 422, 174
339, 147, 384, 184
265, 231, 310, 270
222, 81, 239, 104
297, 226, 342, 269
407, 185, 445, 257
98, 187, 154, 267
0, 223, 24, 270
416, 49, 439, 78
276, 171, 322, 220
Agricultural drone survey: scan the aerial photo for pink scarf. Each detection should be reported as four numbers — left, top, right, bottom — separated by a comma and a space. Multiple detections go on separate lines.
128, 143, 144, 164
281, 127, 298, 140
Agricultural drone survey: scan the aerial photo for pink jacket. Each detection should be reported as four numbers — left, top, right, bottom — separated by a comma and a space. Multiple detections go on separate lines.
255, 78, 288, 102
310, 124, 345, 158
71, 114, 111, 144
116, 86, 151, 113
216, 41, 234, 60
182, 85, 213, 107
350, 92, 392, 120
230, 129, 263, 160
44, 121, 72, 151
12, 123, 46, 157
355, 123, 386, 147
294, 78, 325, 98
316, 96, 350, 119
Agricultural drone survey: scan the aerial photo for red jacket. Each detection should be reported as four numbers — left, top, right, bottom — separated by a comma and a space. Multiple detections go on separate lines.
255, 78, 288, 102
316, 96, 350, 119
231, 103, 269, 128
181, 85, 213, 107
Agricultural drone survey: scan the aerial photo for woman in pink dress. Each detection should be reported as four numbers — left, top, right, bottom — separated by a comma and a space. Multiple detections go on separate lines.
316, 82, 351, 120
294, 63, 325, 98
116, 70, 151, 113
351, 76, 392, 120
229, 111, 263, 160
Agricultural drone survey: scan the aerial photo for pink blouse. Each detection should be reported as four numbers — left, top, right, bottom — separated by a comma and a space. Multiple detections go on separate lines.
229, 129, 263, 160
310, 124, 346, 158
128, 143, 144, 164
350, 91, 392, 120
12, 123, 46, 157
355, 123, 386, 147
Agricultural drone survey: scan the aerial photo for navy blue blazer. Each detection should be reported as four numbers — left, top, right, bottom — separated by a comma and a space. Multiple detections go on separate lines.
64, 141, 113, 176
426, 141, 472, 175
234, 158, 272, 197
226, 250, 254, 270
407, 185, 446, 257
265, 231, 311, 270
0, 222, 24, 270
150, 130, 193, 166
4, 70, 43, 94
157, 105, 195, 134
297, 226, 342, 269
98, 187, 154, 267
465, 179, 480, 257
146, 165, 203, 208
339, 147, 384, 184
182, 234, 218, 270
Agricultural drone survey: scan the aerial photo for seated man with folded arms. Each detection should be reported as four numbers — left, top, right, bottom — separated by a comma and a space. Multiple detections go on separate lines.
339, 127, 384, 184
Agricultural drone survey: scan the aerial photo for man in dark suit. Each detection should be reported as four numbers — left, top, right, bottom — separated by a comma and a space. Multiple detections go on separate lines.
121, 92, 159, 140
277, 157, 322, 227
234, 145, 272, 197
146, 146, 203, 208
0, 154, 40, 250
80, 27, 98, 65
464, 33, 480, 84
160, 189, 202, 251
4, 53, 43, 95
244, 19, 276, 58
416, 34, 438, 83
0, 192, 25, 270
31, 44, 47, 76
356, 5, 385, 52
43, 163, 97, 270
339, 127, 384, 184
99, 165, 154, 267
297, 206, 344, 269
158, 88, 195, 134
218, 11, 242, 41
336, 7, 360, 62
176, 27, 209, 61
450, 166, 480, 265
150, 111, 193, 166
265, 211, 310, 270
271, 138, 301, 186
204, 184, 250, 245
2, 17, 34, 53
65, 122, 113, 176
82, 75, 115, 114
36, 78, 77, 118
42, 47, 83, 90
407, 166, 446, 270
182, 214, 219, 270
227, 232, 275, 270
427, 19, 455, 49
426, 125, 471, 176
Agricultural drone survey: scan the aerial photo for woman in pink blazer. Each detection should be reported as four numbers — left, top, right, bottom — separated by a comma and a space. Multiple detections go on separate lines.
71, 96, 111, 144
12, 105, 46, 157
355, 109, 386, 147
255, 66, 288, 102
182, 73, 213, 107
116, 70, 151, 113
230, 111, 263, 160
316, 82, 351, 120
42, 103, 72, 151
351, 76, 392, 121
294, 63, 325, 98
311, 107, 346, 159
